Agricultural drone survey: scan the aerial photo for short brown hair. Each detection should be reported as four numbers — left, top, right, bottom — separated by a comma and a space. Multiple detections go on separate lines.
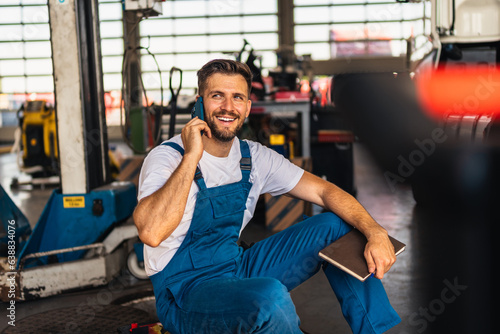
197, 59, 253, 96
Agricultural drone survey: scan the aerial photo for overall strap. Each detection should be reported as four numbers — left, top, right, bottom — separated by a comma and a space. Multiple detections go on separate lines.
161, 142, 207, 190
161, 142, 184, 155
239, 140, 252, 183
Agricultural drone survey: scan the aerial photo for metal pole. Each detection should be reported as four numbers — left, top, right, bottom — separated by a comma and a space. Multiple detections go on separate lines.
277, 0, 295, 68
48, 0, 87, 194
48, 0, 109, 194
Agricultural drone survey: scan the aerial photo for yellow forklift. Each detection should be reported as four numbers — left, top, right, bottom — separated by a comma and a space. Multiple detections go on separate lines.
11, 99, 59, 188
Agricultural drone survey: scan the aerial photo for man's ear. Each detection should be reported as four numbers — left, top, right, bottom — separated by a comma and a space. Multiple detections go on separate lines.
245, 99, 252, 118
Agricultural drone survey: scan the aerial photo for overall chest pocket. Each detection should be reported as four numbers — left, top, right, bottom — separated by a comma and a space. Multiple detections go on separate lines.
188, 187, 249, 269
209, 187, 249, 219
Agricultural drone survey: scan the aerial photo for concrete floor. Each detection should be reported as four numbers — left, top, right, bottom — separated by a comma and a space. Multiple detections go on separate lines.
0, 143, 491, 333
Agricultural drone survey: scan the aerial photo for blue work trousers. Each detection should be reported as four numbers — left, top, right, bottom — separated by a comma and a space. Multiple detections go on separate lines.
162, 212, 401, 334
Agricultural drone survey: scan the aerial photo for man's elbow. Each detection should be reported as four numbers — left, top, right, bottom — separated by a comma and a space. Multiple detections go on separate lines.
139, 231, 162, 248
133, 208, 162, 248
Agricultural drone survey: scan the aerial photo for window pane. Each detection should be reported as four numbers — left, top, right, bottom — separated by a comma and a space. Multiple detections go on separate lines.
1, 77, 26, 93
366, 21, 402, 39
21, 0, 46, 4
26, 58, 52, 75
141, 36, 173, 53
102, 56, 123, 73
0, 7, 22, 24
391, 40, 406, 56
243, 0, 277, 14
366, 4, 402, 22
22, 5, 48, 23
176, 69, 197, 89
243, 15, 276, 33
295, 25, 329, 42
331, 5, 366, 23
100, 21, 123, 38
24, 41, 51, 57
174, 35, 208, 53
99, 2, 123, 21
0, 60, 24, 76
172, 0, 206, 17
101, 39, 123, 56
243, 33, 277, 50
403, 3, 424, 20
295, 42, 330, 60
0, 42, 24, 59
27, 76, 53, 92
259, 51, 277, 68
141, 17, 172, 36
103, 73, 122, 91
174, 18, 207, 35
209, 16, 241, 34
142, 71, 162, 90
24, 24, 50, 40
295, 7, 330, 24
295, 0, 329, 5
141, 56, 167, 79
208, 1, 241, 16
208, 35, 243, 52
0, 26, 23, 42
412, 20, 425, 37
173, 53, 210, 71
331, 23, 366, 38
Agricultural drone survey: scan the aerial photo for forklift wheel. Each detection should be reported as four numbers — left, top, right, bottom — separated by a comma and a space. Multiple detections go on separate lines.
127, 251, 148, 280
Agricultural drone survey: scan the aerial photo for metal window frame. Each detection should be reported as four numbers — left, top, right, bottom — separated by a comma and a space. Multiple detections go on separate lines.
0, 0, 280, 102
293, 0, 432, 61
0, 0, 433, 109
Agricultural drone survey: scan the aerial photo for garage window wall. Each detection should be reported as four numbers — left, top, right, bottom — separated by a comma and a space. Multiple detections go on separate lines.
294, 0, 432, 60
0, 0, 53, 113
0, 0, 430, 122
0, 0, 278, 123
134, 0, 278, 104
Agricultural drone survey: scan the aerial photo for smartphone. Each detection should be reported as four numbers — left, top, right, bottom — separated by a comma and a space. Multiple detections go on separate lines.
191, 97, 204, 120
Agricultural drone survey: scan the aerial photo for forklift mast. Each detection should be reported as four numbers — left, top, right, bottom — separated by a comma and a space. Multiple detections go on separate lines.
0, 0, 139, 301
49, 0, 110, 194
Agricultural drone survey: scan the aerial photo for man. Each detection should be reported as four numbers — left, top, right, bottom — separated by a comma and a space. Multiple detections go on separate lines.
134, 59, 401, 334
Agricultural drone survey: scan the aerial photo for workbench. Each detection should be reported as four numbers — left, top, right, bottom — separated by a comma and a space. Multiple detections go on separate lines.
250, 101, 311, 158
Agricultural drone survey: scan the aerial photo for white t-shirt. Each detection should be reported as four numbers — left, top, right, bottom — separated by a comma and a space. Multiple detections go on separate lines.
137, 135, 304, 276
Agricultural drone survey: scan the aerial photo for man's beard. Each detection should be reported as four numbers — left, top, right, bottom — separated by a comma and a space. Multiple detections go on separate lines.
206, 112, 244, 142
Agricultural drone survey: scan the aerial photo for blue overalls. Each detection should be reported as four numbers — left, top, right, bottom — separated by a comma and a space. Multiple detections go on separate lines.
149, 139, 401, 334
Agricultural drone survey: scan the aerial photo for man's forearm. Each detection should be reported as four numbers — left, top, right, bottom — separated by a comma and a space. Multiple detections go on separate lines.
321, 182, 386, 236
133, 154, 199, 247
290, 171, 386, 235
289, 171, 396, 278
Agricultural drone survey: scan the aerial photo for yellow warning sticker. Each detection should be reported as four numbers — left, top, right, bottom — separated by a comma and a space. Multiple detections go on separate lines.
63, 196, 85, 208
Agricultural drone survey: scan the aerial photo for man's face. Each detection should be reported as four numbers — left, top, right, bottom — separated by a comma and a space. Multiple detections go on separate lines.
201, 73, 251, 142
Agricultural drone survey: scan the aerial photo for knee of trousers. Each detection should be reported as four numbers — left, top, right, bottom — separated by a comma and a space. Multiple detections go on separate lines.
305, 212, 353, 241
239, 278, 300, 332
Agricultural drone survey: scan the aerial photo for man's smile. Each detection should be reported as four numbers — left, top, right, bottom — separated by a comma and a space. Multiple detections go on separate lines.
217, 116, 235, 122
214, 113, 238, 126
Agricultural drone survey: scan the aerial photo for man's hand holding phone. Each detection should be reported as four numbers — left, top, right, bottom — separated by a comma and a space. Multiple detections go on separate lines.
182, 97, 210, 162
191, 97, 204, 121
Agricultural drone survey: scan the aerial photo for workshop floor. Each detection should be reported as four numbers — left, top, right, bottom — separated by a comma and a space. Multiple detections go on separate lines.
0, 143, 478, 333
